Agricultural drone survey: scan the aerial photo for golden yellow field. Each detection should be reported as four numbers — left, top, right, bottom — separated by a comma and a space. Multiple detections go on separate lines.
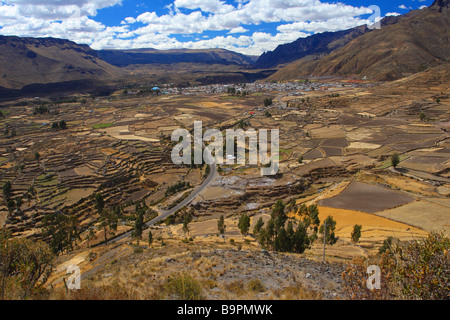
317, 206, 428, 245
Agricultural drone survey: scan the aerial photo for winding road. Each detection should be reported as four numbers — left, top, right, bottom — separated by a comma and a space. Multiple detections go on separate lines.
111, 152, 217, 243
108, 96, 284, 244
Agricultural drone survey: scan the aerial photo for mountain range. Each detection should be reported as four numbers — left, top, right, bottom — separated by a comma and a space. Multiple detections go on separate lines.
0, 0, 448, 92
0, 38, 257, 90
98, 48, 256, 67
0, 36, 123, 90
268, 0, 450, 81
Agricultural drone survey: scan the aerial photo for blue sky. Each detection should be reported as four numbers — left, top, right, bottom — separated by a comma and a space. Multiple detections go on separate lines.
0, 0, 434, 55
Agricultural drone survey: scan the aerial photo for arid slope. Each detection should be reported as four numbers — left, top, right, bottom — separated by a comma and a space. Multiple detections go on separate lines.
0, 36, 123, 89
269, 2, 450, 81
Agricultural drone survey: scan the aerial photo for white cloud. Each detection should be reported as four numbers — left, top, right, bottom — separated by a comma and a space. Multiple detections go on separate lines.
0, 0, 387, 55
398, 4, 412, 10
228, 26, 249, 34
277, 16, 372, 33
174, 0, 234, 14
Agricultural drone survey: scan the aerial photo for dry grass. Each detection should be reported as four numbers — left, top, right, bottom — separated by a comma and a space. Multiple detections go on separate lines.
317, 206, 428, 244
269, 284, 323, 300
50, 282, 138, 300
247, 279, 266, 293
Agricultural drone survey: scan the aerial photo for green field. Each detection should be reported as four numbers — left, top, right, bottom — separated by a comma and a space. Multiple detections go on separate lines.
93, 123, 114, 129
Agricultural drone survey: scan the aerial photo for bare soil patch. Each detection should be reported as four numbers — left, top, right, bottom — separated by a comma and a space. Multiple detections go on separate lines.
319, 182, 415, 213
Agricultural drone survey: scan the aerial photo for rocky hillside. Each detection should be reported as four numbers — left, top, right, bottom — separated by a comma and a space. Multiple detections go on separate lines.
0, 36, 123, 89
269, 0, 450, 81
253, 25, 371, 69
98, 48, 256, 67
47, 241, 347, 300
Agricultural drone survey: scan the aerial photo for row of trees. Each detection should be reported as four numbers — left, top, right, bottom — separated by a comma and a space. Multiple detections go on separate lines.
39, 192, 153, 255
217, 200, 340, 254
2, 181, 23, 217
165, 181, 192, 197
264, 98, 273, 107
51, 120, 67, 130
227, 87, 249, 98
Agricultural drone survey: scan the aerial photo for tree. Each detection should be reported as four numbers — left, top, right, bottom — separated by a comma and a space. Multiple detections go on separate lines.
2, 181, 12, 201
379, 236, 397, 255
265, 218, 275, 250
227, 87, 236, 96
33, 105, 48, 115
148, 229, 153, 246
391, 153, 400, 169
271, 200, 287, 236
320, 216, 338, 245
307, 204, 320, 232
274, 227, 290, 252
42, 212, 80, 255
217, 215, 226, 236
182, 213, 192, 238
238, 119, 247, 129
15, 197, 23, 213
52, 122, 59, 129
253, 217, 264, 236
351, 224, 362, 244
0, 230, 54, 300
264, 98, 273, 107
342, 232, 449, 300
132, 209, 145, 246
238, 214, 250, 237
86, 228, 97, 248
59, 120, 67, 130
98, 210, 118, 244
292, 222, 310, 254
6, 199, 15, 215
94, 193, 105, 214
419, 112, 426, 122
108, 210, 118, 236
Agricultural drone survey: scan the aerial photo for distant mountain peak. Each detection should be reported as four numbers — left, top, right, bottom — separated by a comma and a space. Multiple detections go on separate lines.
267, 4, 450, 82
431, 0, 450, 10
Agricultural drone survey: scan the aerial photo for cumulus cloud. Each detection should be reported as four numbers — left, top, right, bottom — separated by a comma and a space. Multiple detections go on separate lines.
0, 0, 382, 55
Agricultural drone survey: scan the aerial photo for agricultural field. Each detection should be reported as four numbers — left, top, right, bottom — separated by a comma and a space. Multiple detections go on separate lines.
0, 74, 449, 300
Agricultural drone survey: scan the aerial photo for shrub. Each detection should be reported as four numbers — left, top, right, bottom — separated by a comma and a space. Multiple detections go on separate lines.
391, 153, 400, 168
264, 98, 273, 107
351, 224, 362, 244
419, 112, 426, 121
253, 217, 264, 236
53, 281, 135, 300
0, 230, 55, 300
238, 214, 250, 237
161, 273, 204, 300
225, 280, 245, 295
319, 216, 338, 245
247, 279, 265, 293
342, 232, 449, 300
